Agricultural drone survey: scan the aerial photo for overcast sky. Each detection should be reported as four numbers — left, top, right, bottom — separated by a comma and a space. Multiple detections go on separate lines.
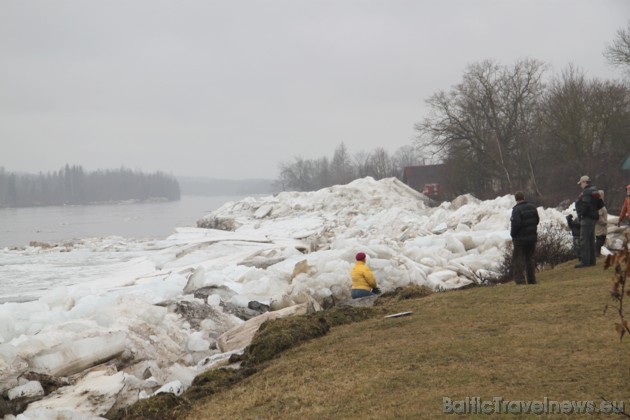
1, 1, 628, 179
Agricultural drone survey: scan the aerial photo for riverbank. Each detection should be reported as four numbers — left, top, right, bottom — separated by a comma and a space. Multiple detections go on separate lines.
135, 259, 628, 418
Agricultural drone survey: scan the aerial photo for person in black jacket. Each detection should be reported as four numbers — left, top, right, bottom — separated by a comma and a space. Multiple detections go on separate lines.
510, 191, 540, 285
574, 175, 601, 268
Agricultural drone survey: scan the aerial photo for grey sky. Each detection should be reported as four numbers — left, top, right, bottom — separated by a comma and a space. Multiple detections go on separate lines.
1, 0, 628, 179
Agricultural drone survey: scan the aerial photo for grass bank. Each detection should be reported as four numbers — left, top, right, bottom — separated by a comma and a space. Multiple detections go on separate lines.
129, 259, 630, 418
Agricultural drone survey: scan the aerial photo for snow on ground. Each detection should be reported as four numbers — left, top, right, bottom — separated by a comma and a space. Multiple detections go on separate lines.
0, 177, 600, 418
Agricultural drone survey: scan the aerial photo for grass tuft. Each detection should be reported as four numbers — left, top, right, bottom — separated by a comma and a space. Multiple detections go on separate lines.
242, 316, 330, 366
111, 392, 186, 420
374, 285, 434, 305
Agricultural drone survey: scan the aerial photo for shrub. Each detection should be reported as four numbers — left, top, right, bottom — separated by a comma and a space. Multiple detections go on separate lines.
535, 222, 576, 268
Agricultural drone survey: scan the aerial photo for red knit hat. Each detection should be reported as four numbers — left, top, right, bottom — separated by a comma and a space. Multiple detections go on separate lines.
356, 252, 366, 261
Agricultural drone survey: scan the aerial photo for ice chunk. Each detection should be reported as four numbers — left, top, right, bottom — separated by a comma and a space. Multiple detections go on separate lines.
24, 370, 126, 417
196, 348, 244, 372
254, 204, 273, 218
39, 287, 75, 311
167, 363, 197, 388
207, 294, 221, 306
0, 313, 16, 343
431, 222, 448, 234
14, 337, 48, 359
230, 294, 250, 308
137, 303, 168, 325
428, 270, 458, 284
442, 236, 465, 255
0, 343, 17, 364
187, 331, 210, 352
29, 332, 127, 376
183, 266, 206, 294
154, 380, 183, 396
8, 381, 44, 400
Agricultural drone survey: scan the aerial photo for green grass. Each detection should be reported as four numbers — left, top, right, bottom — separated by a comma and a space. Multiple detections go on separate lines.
123, 259, 630, 419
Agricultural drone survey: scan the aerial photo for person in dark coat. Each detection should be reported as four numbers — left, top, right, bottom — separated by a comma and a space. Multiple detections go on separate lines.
574, 175, 601, 268
510, 191, 540, 285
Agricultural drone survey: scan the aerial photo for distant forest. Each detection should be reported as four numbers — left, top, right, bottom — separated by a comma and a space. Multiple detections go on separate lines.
0, 165, 180, 208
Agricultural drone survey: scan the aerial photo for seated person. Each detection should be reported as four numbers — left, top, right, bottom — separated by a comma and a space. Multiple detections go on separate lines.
350, 252, 380, 298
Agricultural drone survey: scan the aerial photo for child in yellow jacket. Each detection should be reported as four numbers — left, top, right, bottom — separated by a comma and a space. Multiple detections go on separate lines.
350, 252, 380, 299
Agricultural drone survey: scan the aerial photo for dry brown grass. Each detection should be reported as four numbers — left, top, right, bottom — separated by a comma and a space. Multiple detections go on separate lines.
128, 259, 617, 419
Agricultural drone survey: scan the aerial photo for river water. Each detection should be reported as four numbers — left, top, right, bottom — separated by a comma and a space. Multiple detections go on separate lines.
0, 195, 247, 248
0, 195, 254, 302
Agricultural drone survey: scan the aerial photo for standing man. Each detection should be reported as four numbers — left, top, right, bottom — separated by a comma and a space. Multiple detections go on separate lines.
617, 184, 630, 228
510, 191, 540, 285
575, 175, 601, 268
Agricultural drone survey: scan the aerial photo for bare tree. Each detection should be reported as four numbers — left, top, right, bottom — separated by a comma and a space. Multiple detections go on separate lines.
367, 147, 394, 180
392, 145, 420, 180
312, 157, 331, 189
540, 66, 630, 206
353, 151, 372, 178
330, 142, 355, 185
276, 157, 315, 192
605, 20, 630, 73
415, 59, 546, 197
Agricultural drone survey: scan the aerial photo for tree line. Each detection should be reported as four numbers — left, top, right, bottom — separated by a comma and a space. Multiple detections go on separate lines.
0, 165, 180, 208
416, 23, 630, 209
415, 59, 630, 209
276, 23, 630, 210
274, 143, 421, 192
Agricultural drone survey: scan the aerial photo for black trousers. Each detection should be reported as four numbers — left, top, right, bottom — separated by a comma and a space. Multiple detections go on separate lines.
579, 218, 596, 265
513, 242, 536, 284
572, 236, 580, 259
